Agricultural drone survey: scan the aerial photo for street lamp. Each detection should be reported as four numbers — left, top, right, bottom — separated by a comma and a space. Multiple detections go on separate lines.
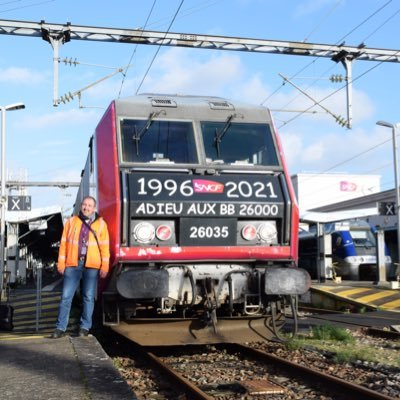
0, 103, 25, 298
376, 120, 400, 267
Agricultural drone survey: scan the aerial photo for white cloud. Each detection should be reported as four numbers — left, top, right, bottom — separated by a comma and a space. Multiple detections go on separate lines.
142, 48, 244, 95
294, 0, 342, 18
17, 108, 100, 131
235, 74, 269, 103
302, 141, 325, 163
51, 168, 81, 182
280, 122, 392, 180
0, 67, 45, 84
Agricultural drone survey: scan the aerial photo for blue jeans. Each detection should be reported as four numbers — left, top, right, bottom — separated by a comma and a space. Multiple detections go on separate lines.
56, 260, 99, 332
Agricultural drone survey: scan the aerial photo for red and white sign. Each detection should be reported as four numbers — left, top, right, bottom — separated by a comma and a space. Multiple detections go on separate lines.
340, 181, 357, 192
193, 179, 224, 194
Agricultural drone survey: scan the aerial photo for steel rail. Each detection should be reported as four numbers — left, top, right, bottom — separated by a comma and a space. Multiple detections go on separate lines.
366, 327, 400, 340
139, 348, 213, 400
228, 343, 395, 400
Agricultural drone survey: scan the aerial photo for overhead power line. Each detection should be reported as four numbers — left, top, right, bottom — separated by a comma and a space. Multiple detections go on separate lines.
262, 0, 396, 128
4, 181, 80, 188
0, 18, 399, 110
118, 0, 157, 98
136, 0, 185, 95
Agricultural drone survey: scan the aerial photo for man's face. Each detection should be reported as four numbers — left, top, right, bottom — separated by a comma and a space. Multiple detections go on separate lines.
81, 198, 96, 218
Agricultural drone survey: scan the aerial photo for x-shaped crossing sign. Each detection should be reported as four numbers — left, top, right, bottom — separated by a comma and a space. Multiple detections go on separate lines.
7, 195, 32, 211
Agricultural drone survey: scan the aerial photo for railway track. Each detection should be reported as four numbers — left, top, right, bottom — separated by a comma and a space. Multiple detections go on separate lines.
297, 306, 400, 335
108, 334, 398, 399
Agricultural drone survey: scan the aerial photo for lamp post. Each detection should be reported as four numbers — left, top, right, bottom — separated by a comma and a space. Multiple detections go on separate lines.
0, 103, 25, 298
376, 120, 400, 267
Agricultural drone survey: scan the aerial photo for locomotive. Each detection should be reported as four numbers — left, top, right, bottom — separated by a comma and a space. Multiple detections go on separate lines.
75, 94, 310, 344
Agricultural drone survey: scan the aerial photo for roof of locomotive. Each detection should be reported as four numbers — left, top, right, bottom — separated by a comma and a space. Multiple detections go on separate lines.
113, 93, 273, 124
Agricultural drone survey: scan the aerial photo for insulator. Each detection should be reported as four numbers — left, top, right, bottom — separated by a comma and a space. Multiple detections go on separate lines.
59, 92, 74, 103
335, 115, 347, 127
330, 74, 345, 83
61, 57, 78, 66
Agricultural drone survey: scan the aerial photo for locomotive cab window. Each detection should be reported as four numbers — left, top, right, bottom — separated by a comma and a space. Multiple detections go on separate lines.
120, 118, 198, 164
201, 122, 279, 166
351, 229, 375, 247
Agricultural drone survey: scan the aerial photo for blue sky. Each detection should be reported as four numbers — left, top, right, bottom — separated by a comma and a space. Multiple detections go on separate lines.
0, 0, 399, 211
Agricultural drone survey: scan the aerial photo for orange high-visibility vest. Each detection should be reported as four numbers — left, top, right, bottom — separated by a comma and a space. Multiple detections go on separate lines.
57, 215, 110, 274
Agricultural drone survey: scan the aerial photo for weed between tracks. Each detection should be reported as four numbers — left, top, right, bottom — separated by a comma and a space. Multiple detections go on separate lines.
285, 324, 400, 367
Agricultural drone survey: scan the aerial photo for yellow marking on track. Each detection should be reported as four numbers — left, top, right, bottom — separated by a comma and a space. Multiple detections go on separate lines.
314, 286, 371, 296
356, 291, 396, 304
10, 294, 61, 302
332, 288, 372, 297
13, 312, 58, 321
13, 315, 57, 322
13, 320, 56, 327
0, 334, 48, 341
13, 303, 60, 313
379, 298, 400, 309
12, 299, 60, 308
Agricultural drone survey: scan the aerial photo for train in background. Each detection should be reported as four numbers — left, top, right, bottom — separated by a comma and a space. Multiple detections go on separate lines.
298, 220, 392, 281
74, 93, 310, 344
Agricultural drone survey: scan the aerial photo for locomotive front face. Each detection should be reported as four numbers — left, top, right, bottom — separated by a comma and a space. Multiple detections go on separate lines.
100, 95, 309, 336
118, 98, 291, 253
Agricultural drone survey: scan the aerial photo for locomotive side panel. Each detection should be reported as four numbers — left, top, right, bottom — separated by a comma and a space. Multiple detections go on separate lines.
95, 102, 121, 268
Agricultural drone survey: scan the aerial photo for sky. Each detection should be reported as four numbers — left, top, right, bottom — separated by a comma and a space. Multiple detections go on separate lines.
0, 0, 399, 213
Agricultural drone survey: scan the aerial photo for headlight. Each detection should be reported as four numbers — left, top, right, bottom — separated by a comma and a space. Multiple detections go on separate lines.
133, 222, 155, 243
257, 222, 277, 243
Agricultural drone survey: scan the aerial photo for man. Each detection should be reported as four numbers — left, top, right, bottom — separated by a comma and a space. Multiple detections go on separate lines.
51, 196, 110, 338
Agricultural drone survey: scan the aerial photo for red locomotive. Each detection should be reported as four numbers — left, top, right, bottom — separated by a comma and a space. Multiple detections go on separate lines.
75, 94, 310, 344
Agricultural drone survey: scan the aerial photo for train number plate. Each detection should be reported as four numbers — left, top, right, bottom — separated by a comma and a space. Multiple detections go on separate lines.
180, 218, 237, 246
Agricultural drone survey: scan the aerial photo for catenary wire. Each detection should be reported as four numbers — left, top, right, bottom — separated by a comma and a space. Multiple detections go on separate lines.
302, 0, 343, 43
0, 0, 55, 13
140, 0, 223, 31
276, 3, 400, 201
277, 47, 400, 130
117, 0, 157, 98
272, 0, 397, 115
361, 6, 400, 43
294, 134, 393, 183
260, 0, 393, 106
135, 0, 185, 95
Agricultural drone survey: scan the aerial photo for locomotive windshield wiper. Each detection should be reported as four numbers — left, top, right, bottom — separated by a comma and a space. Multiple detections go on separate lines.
133, 110, 164, 155
214, 113, 237, 157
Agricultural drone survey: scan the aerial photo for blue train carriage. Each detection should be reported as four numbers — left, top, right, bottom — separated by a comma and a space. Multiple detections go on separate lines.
299, 220, 391, 281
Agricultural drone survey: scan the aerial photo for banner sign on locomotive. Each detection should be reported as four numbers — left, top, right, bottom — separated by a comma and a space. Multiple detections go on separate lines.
129, 173, 284, 218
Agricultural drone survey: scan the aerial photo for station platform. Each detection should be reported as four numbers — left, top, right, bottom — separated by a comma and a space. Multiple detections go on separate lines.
0, 279, 136, 400
310, 280, 400, 312
0, 333, 136, 400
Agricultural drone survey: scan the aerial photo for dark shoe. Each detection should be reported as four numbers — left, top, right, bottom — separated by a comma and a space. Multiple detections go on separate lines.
50, 329, 65, 339
79, 328, 89, 337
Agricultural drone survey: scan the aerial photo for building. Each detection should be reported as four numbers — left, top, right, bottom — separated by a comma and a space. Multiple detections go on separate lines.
291, 173, 381, 214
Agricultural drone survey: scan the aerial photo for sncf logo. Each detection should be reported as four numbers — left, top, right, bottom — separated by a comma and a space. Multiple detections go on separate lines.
193, 179, 224, 194
340, 181, 357, 192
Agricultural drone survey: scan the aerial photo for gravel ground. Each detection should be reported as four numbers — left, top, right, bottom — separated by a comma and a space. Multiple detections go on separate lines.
107, 328, 400, 399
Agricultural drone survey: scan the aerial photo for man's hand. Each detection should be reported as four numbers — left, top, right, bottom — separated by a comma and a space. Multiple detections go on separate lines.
99, 270, 108, 279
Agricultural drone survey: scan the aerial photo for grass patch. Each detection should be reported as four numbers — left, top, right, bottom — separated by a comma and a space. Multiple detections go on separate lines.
112, 357, 124, 369
311, 324, 355, 343
332, 348, 374, 364
284, 324, 400, 367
